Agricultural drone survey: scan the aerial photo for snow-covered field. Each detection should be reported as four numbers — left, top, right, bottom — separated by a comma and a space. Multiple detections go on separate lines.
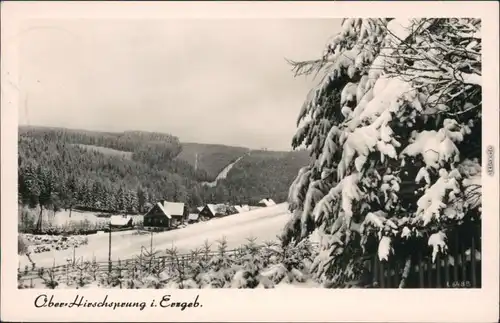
37, 209, 143, 227
20, 203, 292, 269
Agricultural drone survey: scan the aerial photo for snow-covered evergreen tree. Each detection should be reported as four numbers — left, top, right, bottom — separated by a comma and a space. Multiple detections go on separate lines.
231, 238, 263, 288
283, 18, 482, 286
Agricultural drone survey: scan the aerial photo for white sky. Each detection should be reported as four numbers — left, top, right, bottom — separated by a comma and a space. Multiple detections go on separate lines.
18, 19, 341, 150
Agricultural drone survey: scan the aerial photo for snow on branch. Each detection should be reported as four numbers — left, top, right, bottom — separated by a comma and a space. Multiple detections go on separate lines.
284, 18, 482, 286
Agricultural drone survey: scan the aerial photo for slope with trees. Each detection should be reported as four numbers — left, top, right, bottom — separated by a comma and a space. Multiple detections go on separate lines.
175, 142, 250, 180
282, 18, 482, 287
18, 126, 311, 230
215, 150, 311, 205
18, 127, 206, 232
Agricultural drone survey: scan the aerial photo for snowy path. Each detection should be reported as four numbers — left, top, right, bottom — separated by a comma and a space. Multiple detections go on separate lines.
201, 155, 246, 187
20, 203, 291, 268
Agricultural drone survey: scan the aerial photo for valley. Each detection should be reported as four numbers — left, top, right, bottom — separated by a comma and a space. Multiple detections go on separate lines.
19, 203, 294, 269
18, 125, 310, 215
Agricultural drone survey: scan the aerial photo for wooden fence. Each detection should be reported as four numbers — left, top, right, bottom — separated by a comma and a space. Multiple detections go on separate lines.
18, 246, 274, 286
19, 224, 481, 288
366, 223, 481, 288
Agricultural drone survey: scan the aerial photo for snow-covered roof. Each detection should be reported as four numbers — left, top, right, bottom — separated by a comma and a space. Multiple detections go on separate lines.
197, 206, 204, 212
205, 204, 218, 215
258, 198, 276, 207
162, 201, 185, 217
155, 202, 172, 219
234, 205, 250, 213
188, 213, 199, 221
204, 203, 234, 216
110, 215, 133, 226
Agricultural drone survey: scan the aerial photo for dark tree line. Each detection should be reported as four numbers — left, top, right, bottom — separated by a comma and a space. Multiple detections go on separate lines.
18, 128, 206, 223
18, 127, 311, 224
19, 126, 181, 158
204, 150, 311, 206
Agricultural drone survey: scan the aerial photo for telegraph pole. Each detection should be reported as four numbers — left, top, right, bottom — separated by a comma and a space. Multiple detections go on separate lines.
150, 230, 153, 253
108, 221, 112, 273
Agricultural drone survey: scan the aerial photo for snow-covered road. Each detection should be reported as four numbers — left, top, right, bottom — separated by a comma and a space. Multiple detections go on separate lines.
20, 203, 291, 268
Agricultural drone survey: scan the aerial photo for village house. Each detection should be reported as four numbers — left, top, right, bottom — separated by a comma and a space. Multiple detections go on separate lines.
234, 204, 250, 213
109, 215, 134, 229
143, 201, 188, 229
187, 213, 200, 224
258, 198, 276, 207
198, 204, 237, 220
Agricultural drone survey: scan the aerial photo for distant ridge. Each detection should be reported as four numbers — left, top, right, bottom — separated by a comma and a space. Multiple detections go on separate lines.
18, 125, 311, 208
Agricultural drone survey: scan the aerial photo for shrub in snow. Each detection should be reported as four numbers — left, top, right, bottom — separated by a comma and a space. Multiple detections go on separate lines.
18, 280, 33, 289
18, 236, 28, 255
102, 259, 129, 288
260, 263, 307, 286
164, 278, 199, 289
37, 266, 60, 289
230, 238, 265, 288
260, 240, 281, 267
20, 235, 324, 289
141, 274, 166, 289
256, 275, 275, 289
163, 247, 201, 289
197, 237, 237, 288
283, 18, 482, 287
259, 238, 314, 285
231, 265, 260, 289
22, 234, 89, 254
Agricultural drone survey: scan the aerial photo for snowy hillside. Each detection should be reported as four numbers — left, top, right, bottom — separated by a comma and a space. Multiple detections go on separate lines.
20, 203, 293, 268
201, 155, 246, 187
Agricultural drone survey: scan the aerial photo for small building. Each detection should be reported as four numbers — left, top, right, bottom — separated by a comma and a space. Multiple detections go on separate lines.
187, 213, 200, 224
198, 204, 237, 220
164, 201, 188, 227
143, 201, 188, 229
110, 215, 134, 229
234, 204, 250, 213
258, 198, 276, 207
143, 202, 170, 228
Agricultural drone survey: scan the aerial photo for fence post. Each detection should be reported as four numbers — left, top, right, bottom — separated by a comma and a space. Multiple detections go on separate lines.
150, 231, 153, 254
460, 240, 467, 284
108, 222, 112, 274
118, 259, 122, 289
418, 251, 424, 288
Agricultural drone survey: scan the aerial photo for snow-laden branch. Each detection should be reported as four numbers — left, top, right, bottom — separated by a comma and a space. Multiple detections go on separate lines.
284, 18, 482, 287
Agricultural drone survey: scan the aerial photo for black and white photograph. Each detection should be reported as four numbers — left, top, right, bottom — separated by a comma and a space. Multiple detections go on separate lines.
2, 1, 499, 322
13, 15, 484, 290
